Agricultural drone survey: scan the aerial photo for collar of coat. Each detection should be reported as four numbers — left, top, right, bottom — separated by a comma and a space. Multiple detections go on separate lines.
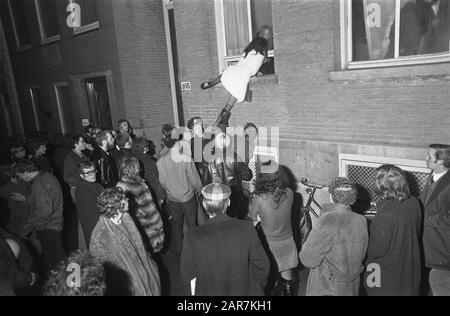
117, 176, 146, 196
425, 170, 450, 206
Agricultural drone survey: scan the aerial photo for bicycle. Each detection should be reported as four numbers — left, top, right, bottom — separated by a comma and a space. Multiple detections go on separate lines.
298, 178, 327, 247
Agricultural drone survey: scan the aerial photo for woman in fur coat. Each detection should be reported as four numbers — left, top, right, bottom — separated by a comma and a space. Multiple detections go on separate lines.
116, 157, 164, 253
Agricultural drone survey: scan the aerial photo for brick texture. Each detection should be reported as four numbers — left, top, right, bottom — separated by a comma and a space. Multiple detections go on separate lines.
174, 0, 450, 183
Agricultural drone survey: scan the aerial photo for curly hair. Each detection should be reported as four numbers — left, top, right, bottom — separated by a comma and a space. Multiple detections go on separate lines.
329, 177, 358, 206
375, 164, 410, 203
97, 187, 128, 218
255, 162, 287, 209
43, 250, 106, 296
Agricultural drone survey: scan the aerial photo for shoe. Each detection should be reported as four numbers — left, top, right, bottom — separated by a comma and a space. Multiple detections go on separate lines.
201, 81, 213, 90
281, 277, 297, 296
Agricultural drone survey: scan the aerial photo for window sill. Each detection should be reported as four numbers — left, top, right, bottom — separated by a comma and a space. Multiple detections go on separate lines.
72, 21, 100, 36
249, 74, 279, 86
17, 44, 32, 53
40, 35, 61, 46
329, 62, 450, 83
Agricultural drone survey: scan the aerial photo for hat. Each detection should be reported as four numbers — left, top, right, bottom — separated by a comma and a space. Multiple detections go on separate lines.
201, 183, 231, 201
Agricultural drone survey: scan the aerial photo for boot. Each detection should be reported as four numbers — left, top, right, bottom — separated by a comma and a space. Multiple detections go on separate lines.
213, 108, 232, 128
281, 277, 297, 296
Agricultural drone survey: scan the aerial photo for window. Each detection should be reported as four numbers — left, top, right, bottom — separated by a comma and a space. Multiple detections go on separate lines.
54, 83, 76, 134
72, 0, 100, 35
29, 87, 42, 131
341, 0, 450, 69
7, 0, 32, 51
34, 0, 60, 45
215, 0, 275, 74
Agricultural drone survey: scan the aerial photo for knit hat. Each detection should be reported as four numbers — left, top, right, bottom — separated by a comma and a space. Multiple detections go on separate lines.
201, 183, 231, 201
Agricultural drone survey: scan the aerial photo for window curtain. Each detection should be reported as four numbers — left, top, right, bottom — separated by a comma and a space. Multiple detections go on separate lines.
224, 0, 250, 56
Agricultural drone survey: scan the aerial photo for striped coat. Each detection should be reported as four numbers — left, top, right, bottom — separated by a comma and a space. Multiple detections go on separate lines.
117, 176, 165, 253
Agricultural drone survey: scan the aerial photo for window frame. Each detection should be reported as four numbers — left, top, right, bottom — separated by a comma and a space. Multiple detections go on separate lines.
53, 82, 69, 134
340, 0, 450, 70
214, 0, 275, 73
28, 86, 41, 132
7, 0, 32, 52
33, 0, 61, 45
71, 0, 100, 36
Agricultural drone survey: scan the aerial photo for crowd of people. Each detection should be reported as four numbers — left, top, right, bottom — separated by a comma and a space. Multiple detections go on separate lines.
0, 115, 449, 296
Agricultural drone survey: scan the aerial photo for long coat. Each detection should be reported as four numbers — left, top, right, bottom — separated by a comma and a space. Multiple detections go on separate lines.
180, 214, 270, 296
421, 171, 450, 271
300, 204, 368, 296
75, 180, 104, 247
364, 197, 422, 296
116, 176, 165, 253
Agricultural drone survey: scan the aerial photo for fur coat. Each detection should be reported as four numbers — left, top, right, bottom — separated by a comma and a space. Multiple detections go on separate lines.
299, 204, 368, 296
117, 176, 164, 253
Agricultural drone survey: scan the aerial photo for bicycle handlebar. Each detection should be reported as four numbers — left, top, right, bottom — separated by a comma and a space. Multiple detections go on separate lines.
301, 178, 327, 190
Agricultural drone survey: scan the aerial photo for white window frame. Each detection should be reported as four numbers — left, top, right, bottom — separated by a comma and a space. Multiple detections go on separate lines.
28, 86, 41, 132
214, 0, 275, 73
7, 0, 32, 52
71, 0, 100, 36
33, 0, 61, 45
340, 0, 450, 70
53, 82, 69, 134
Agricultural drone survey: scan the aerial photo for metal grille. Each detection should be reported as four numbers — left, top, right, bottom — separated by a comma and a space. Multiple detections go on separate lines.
347, 164, 430, 215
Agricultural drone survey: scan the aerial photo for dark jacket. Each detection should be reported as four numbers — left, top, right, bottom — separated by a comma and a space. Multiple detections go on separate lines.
365, 197, 422, 296
0, 230, 33, 293
117, 176, 165, 253
75, 180, 104, 247
92, 147, 118, 188
63, 150, 88, 188
32, 156, 52, 173
135, 153, 166, 203
111, 148, 134, 172
180, 214, 270, 296
27, 172, 64, 233
208, 151, 252, 219
0, 180, 31, 237
420, 171, 450, 271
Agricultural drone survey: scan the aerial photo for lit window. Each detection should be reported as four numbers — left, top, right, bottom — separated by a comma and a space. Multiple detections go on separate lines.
215, 0, 275, 75
341, 0, 450, 69
7, 0, 32, 51
34, 0, 61, 45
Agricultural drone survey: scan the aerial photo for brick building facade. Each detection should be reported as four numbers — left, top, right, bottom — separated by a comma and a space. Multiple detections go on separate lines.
172, 0, 450, 191
0, 0, 175, 143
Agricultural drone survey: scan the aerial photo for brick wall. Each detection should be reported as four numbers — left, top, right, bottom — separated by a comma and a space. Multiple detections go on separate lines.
174, 0, 450, 186
111, 0, 174, 143
1, 0, 173, 144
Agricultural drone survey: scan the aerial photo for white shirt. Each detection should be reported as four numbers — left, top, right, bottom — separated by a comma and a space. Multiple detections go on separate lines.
433, 170, 448, 183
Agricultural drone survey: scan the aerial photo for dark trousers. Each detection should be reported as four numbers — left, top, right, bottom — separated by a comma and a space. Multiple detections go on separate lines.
166, 197, 198, 253
36, 230, 66, 271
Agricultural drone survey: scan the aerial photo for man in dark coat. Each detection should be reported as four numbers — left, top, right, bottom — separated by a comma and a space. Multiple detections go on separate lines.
111, 132, 134, 172
180, 183, 269, 296
75, 162, 104, 247
91, 130, 118, 188
421, 144, 450, 296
